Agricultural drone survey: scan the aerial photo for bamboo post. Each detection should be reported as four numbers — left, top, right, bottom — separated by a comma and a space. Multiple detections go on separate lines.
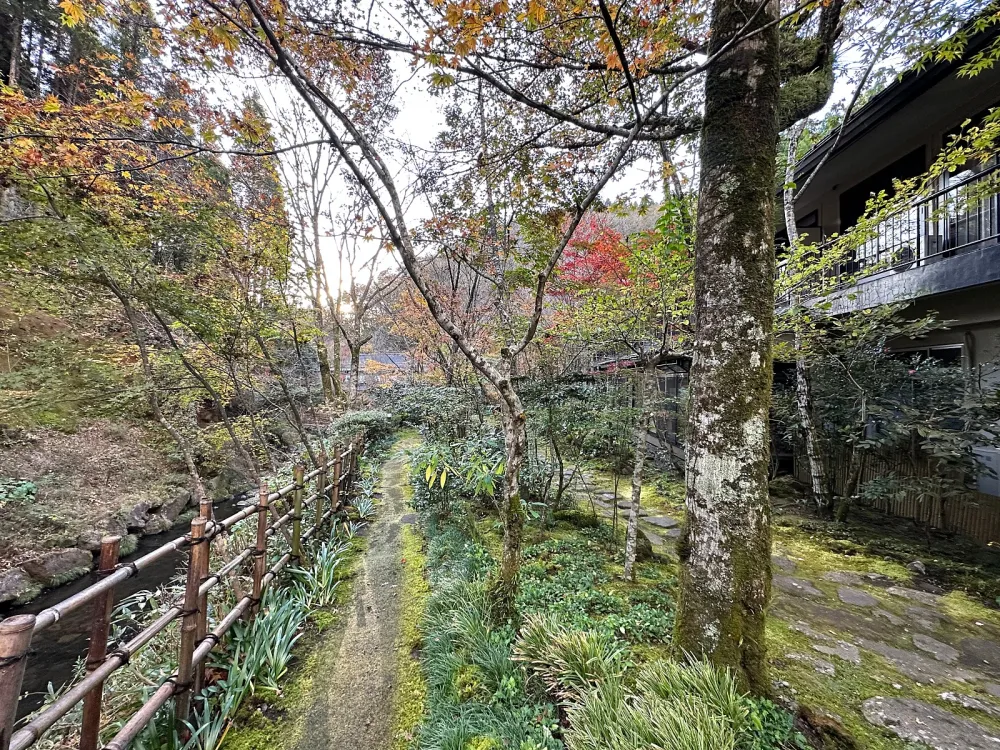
194, 501, 212, 696
315, 452, 327, 532
0, 615, 35, 750
175, 517, 207, 724
79, 536, 121, 750
292, 463, 304, 563
332, 449, 342, 511
251, 482, 269, 619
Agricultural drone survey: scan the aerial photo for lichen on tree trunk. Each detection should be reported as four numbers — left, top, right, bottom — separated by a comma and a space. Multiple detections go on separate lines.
489, 386, 527, 622
624, 363, 653, 581
674, 0, 780, 695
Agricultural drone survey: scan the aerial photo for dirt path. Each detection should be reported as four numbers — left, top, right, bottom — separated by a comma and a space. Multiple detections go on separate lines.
292, 436, 417, 750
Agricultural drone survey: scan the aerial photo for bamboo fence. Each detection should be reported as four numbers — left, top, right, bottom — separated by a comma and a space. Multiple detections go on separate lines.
0, 435, 365, 750
797, 447, 1000, 546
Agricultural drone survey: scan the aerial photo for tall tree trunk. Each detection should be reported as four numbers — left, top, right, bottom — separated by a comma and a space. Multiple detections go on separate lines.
674, 0, 780, 695
624, 363, 654, 581
490, 384, 527, 622
8, 8, 21, 86
312, 220, 336, 403
783, 121, 833, 514
348, 343, 361, 401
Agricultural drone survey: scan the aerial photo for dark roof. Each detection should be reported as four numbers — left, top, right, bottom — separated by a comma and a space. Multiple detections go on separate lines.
793, 19, 1000, 181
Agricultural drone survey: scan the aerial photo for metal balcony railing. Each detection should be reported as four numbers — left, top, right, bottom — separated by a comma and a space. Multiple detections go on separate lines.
777, 162, 1000, 301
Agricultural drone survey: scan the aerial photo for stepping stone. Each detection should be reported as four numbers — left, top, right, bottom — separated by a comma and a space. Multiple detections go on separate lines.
823, 570, 862, 585
874, 608, 905, 626
857, 638, 978, 685
913, 634, 960, 664
987, 683, 1000, 699
939, 692, 1000, 718
785, 652, 836, 676
617, 501, 632, 509
863, 572, 896, 588
862, 696, 1000, 750
960, 638, 1000, 679
644, 530, 664, 546
772, 555, 796, 572
663, 527, 681, 539
813, 641, 861, 665
838, 586, 879, 607
598, 492, 617, 501
400, 513, 417, 525
774, 575, 825, 599
908, 604, 946, 630
887, 586, 942, 606
790, 621, 835, 642
645, 516, 679, 529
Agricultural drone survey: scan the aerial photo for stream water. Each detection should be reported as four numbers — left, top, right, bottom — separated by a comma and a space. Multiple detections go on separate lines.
2, 494, 245, 720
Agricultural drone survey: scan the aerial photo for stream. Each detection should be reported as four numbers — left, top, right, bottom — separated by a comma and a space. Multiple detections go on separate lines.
2, 494, 245, 720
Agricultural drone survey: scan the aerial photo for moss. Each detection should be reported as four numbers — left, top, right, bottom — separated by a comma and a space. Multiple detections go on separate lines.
47, 565, 91, 588
463, 737, 501, 750
389, 517, 430, 749
119, 533, 139, 556
939, 590, 1000, 628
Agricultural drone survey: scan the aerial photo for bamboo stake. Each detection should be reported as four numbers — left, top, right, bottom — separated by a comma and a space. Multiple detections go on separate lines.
175, 517, 207, 724
194, 501, 212, 696
79, 536, 121, 750
332, 449, 342, 511
0, 615, 34, 750
251, 482, 269, 619
315, 453, 327, 533
292, 463, 305, 563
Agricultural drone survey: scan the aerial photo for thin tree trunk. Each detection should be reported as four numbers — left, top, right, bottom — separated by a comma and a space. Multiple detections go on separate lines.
489, 384, 527, 622
783, 121, 833, 514
624, 363, 654, 581
348, 344, 361, 401
107, 282, 207, 505
252, 331, 319, 466
8, 9, 21, 86
674, 0, 780, 695
312, 220, 336, 402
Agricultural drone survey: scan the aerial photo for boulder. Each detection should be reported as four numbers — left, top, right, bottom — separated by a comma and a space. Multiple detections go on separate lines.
75, 529, 106, 552
142, 513, 172, 535
158, 489, 193, 522
124, 502, 152, 532
0, 568, 40, 604
22, 548, 93, 587
862, 697, 1000, 749
635, 529, 654, 561
907, 560, 928, 576
205, 467, 249, 500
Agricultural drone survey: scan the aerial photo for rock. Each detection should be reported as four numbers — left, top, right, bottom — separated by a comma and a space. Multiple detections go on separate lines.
986, 683, 1000, 699
887, 586, 941, 606
22, 549, 93, 588
774, 575, 825, 598
939, 692, 1000, 718
635, 529, 654, 561
616, 501, 632, 510
838, 586, 879, 607
204, 467, 249, 500
863, 572, 896, 588
143, 513, 172, 535
913, 634, 960, 664
400, 513, 417, 525
0, 568, 41, 604
862, 696, 1000, 749
124, 502, 152, 532
813, 641, 861, 665
158, 490, 192, 522
874, 608, 905, 626
643, 529, 664, 547
907, 560, 928, 575
857, 638, 978, 685
790, 621, 835, 642
772, 555, 797, 572
959, 638, 1000, 679
75, 529, 106, 552
644, 516, 679, 529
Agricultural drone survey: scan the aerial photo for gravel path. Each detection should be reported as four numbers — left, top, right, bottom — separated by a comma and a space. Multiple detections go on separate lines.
292, 437, 416, 750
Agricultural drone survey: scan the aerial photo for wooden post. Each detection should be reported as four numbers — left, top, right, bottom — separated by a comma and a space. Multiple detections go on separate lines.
292, 463, 304, 563
175, 517, 207, 724
251, 482, 269, 619
332, 449, 342, 511
315, 453, 327, 532
79, 536, 121, 750
0, 615, 35, 750
194, 501, 212, 696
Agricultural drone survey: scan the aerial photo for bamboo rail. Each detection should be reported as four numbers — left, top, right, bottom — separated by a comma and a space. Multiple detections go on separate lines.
0, 437, 363, 750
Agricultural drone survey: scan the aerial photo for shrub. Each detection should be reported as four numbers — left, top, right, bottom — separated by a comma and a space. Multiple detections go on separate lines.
328, 409, 396, 443
514, 614, 628, 702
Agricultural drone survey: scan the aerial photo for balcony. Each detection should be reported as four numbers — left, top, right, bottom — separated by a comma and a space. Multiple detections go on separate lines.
779, 164, 1000, 312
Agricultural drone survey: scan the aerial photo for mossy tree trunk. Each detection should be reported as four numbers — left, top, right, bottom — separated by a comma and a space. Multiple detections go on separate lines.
490, 380, 527, 622
674, 0, 781, 695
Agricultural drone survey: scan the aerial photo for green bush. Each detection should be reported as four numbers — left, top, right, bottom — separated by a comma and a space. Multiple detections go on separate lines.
328, 409, 396, 443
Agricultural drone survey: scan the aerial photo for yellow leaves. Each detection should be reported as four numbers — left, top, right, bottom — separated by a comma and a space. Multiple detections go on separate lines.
58, 0, 87, 27
210, 26, 240, 53
41, 96, 61, 113
524, 0, 546, 24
